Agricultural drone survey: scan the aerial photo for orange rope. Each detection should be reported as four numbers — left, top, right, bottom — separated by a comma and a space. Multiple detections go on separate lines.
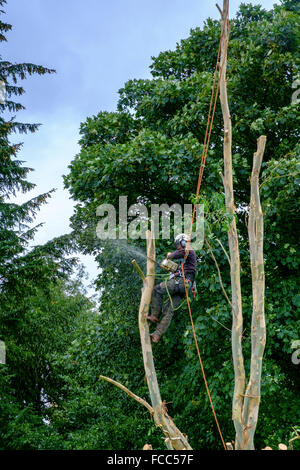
182, 6, 230, 451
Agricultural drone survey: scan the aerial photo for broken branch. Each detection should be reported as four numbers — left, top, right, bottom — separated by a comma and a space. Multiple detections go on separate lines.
100, 375, 154, 415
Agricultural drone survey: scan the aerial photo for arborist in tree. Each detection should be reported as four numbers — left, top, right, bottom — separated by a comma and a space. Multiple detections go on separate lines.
147, 233, 197, 343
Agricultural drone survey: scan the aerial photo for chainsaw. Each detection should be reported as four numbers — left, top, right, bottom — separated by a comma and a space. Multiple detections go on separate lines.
160, 258, 179, 273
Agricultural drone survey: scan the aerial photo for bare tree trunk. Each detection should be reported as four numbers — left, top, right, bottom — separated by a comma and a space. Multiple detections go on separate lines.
241, 136, 267, 449
138, 229, 192, 450
100, 229, 191, 450
219, 0, 246, 448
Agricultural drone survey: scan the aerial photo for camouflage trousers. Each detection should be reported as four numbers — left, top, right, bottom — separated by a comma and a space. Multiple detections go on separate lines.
151, 275, 193, 337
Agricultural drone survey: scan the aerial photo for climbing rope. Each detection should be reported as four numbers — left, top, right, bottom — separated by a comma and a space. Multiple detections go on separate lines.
182, 5, 231, 451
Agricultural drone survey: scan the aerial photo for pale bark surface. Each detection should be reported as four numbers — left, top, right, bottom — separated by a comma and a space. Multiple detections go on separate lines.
219, 0, 245, 446
138, 230, 192, 450
242, 136, 267, 449
100, 230, 191, 450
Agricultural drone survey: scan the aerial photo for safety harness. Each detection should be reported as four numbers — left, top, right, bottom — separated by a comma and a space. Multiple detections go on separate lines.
173, 258, 197, 300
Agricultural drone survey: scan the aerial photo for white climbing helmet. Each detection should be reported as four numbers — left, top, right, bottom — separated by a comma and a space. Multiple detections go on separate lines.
174, 233, 189, 249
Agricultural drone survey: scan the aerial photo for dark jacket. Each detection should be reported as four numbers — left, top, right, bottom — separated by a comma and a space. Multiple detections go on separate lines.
167, 248, 196, 277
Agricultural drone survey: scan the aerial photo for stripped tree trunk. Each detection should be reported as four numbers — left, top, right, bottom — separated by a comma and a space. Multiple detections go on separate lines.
219, 0, 246, 447
218, 0, 267, 450
100, 229, 191, 450
241, 136, 267, 449
138, 229, 192, 450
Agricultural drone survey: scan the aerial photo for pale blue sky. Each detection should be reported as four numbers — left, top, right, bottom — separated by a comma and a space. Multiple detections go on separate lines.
2, 0, 277, 291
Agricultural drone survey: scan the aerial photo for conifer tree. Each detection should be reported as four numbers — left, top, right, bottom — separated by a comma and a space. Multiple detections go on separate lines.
0, 0, 80, 418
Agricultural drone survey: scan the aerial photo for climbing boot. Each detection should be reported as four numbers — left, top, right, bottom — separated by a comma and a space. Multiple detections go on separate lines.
150, 333, 161, 343
147, 315, 159, 323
